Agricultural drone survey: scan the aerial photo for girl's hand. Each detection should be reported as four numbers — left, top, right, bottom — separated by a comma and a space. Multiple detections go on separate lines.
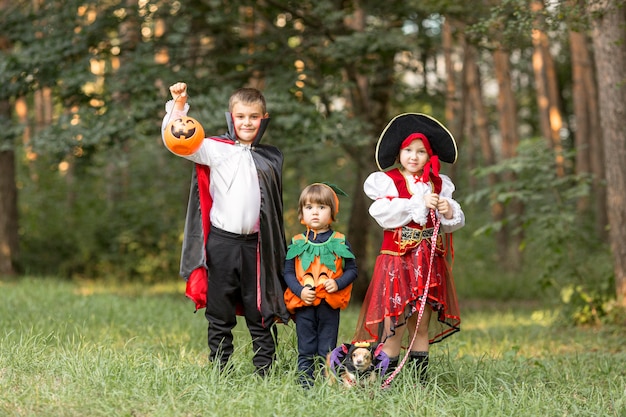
300, 286, 316, 305
424, 193, 439, 210
437, 198, 454, 219
323, 280, 338, 294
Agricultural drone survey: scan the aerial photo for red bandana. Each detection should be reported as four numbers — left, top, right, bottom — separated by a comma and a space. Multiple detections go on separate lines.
400, 133, 442, 193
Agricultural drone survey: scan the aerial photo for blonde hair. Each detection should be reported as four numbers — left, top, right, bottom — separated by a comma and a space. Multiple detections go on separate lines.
298, 183, 338, 222
228, 88, 267, 114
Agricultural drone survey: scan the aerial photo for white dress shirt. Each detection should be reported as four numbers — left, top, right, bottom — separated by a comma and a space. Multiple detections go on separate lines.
162, 101, 261, 234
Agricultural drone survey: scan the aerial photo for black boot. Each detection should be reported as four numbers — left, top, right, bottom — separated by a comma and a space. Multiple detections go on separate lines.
379, 355, 400, 388
384, 355, 399, 377
408, 351, 429, 384
381, 356, 399, 379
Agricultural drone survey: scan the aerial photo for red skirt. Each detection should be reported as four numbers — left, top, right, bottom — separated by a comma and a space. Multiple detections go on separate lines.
352, 238, 460, 345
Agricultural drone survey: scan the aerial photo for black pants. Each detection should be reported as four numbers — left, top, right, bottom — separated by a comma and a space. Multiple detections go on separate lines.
204, 227, 277, 370
295, 301, 340, 382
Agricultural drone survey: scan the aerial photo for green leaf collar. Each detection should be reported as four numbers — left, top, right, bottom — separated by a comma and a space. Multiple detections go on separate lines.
286, 231, 355, 272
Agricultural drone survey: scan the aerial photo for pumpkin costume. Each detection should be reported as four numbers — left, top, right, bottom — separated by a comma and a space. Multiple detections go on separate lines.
284, 228, 357, 387
283, 182, 358, 388
284, 231, 355, 313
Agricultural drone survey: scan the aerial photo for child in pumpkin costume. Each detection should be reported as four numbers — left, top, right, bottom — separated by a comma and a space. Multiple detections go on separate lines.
352, 113, 465, 383
284, 183, 358, 387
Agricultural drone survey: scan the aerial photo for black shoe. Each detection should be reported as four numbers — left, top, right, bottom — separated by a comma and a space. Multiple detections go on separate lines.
408, 351, 429, 384
379, 356, 400, 389
209, 359, 232, 376
255, 363, 272, 378
385, 356, 399, 376
298, 374, 314, 389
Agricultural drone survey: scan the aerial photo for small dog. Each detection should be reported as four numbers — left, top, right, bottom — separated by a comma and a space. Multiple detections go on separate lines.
326, 342, 388, 387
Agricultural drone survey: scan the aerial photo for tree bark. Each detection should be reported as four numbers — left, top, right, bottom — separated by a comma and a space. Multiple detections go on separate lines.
0, 101, 19, 276
443, 17, 463, 182
569, 13, 607, 238
457, 32, 476, 190
341, 2, 395, 302
494, 47, 523, 269
0, 1, 19, 276
465, 46, 495, 174
588, 0, 626, 306
531, 0, 566, 176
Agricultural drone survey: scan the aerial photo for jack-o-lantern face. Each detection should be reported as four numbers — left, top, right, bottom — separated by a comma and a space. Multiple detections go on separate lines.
164, 116, 205, 156
297, 252, 341, 291
303, 271, 330, 288
170, 117, 198, 139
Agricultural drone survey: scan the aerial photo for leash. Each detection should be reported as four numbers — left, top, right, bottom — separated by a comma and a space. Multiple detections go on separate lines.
381, 208, 441, 389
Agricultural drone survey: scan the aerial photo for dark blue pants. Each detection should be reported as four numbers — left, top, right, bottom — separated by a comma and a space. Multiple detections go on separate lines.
295, 301, 340, 383
204, 227, 277, 372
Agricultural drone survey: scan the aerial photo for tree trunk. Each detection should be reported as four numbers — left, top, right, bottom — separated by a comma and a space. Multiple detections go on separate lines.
494, 47, 523, 269
457, 32, 476, 190
105, 0, 140, 207
569, 18, 607, 238
443, 17, 463, 182
346, 149, 377, 303
0, 2, 19, 276
341, 2, 395, 302
465, 46, 495, 174
15, 98, 39, 183
531, 0, 565, 176
0, 101, 19, 276
477, 7, 524, 270
588, 0, 626, 307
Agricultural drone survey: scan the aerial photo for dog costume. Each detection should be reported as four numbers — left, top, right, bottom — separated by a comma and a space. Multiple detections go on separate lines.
327, 342, 390, 386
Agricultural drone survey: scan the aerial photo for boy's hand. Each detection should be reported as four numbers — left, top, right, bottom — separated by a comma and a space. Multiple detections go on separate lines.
323, 279, 338, 294
169, 82, 187, 110
300, 286, 316, 305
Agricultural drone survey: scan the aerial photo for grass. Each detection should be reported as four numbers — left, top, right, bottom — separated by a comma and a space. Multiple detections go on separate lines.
1, 276, 624, 417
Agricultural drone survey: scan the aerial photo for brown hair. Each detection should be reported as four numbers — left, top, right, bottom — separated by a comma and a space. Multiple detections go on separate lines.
298, 183, 339, 222
228, 88, 267, 114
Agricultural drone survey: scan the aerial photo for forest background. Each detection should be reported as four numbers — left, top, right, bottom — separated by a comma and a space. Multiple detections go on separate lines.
1, 0, 626, 325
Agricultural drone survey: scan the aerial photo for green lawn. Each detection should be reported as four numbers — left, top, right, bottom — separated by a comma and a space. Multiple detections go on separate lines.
1, 277, 624, 417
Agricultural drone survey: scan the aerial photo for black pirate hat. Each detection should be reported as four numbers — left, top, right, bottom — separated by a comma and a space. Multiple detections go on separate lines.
375, 113, 457, 171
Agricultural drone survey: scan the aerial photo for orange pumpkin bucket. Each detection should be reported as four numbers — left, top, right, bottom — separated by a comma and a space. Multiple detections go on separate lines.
164, 116, 205, 156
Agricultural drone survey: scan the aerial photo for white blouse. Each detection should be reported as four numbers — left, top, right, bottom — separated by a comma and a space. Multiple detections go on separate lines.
364, 171, 464, 233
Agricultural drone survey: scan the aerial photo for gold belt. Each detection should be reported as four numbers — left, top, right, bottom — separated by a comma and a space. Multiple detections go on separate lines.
400, 226, 434, 244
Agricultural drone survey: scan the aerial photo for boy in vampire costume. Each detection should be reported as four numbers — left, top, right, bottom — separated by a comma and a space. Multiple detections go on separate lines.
162, 83, 290, 376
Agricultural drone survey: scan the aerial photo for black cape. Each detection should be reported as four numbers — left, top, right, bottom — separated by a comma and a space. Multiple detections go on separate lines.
180, 112, 290, 325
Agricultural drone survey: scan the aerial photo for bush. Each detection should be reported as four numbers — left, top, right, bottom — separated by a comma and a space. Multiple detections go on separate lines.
18, 137, 191, 283
465, 138, 615, 319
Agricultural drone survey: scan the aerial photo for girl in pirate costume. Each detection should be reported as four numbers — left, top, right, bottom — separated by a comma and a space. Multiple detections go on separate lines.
352, 113, 465, 383
284, 183, 358, 387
